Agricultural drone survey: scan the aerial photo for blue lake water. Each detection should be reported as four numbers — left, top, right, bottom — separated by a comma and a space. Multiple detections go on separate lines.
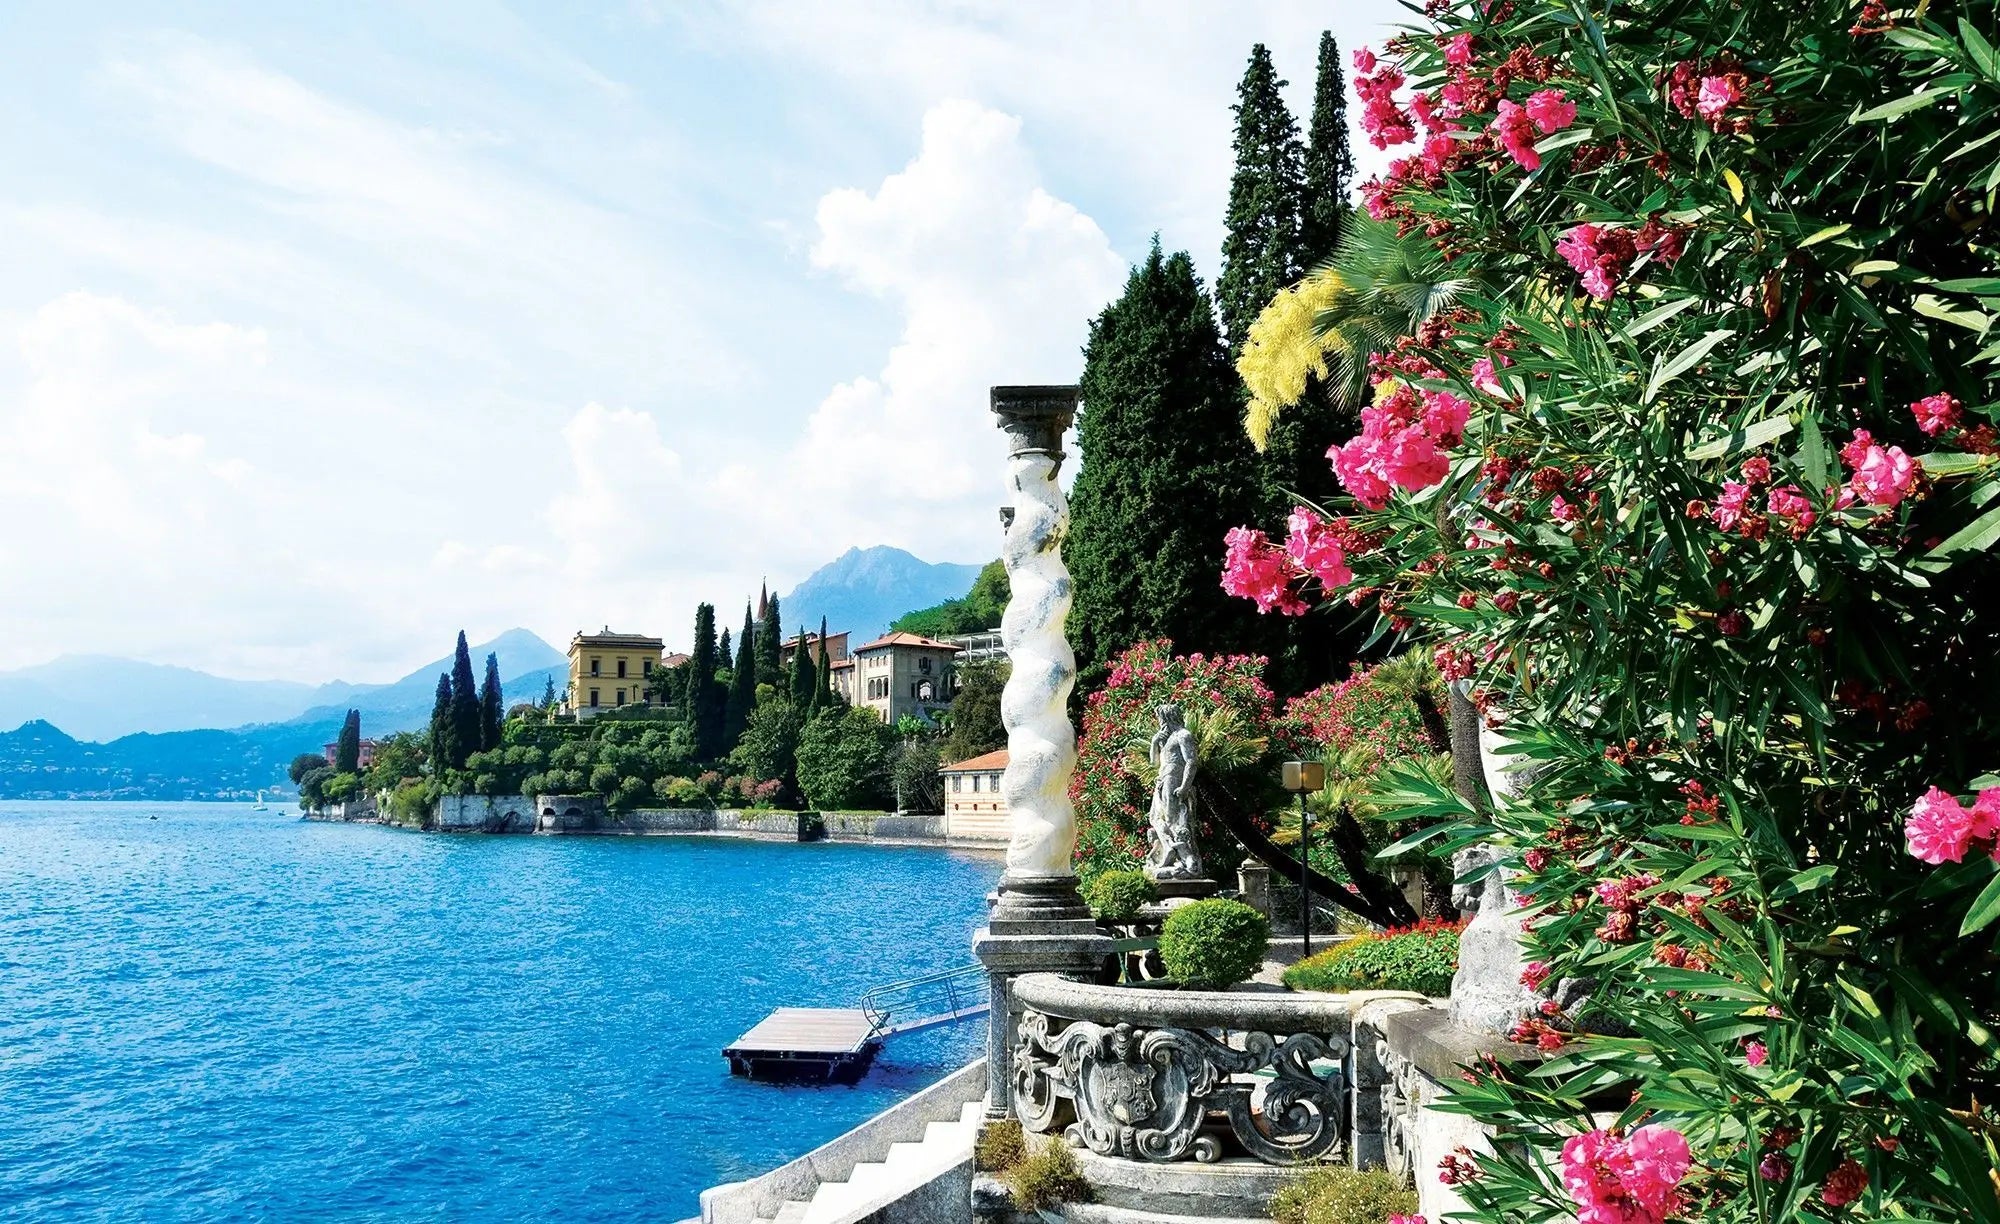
0, 802, 1003, 1221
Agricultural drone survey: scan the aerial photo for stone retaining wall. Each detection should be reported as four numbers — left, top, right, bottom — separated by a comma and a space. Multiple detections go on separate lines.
435, 794, 536, 832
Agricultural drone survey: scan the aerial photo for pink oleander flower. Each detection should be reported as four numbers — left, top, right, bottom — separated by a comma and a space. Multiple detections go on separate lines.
1283, 507, 1354, 590
1354, 46, 1377, 74
1759, 1152, 1792, 1182
1491, 99, 1541, 170
1745, 1041, 1768, 1067
1620, 1126, 1694, 1217
1389, 1216, 1427, 1224
1444, 32, 1475, 65
1522, 961, 1552, 990
1555, 223, 1636, 300
1711, 481, 1751, 532
1849, 441, 1918, 508
1912, 391, 1962, 436
1383, 425, 1450, 491
1906, 786, 1980, 864
1525, 88, 1578, 133
1331, 437, 1394, 509
1220, 527, 1307, 616
1697, 74, 1744, 121
1741, 455, 1771, 485
1550, 494, 1578, 523
1767, 484, 1816, 533
1561, 1126, 1693, 1224
1821, 1158, 1868, 1208
1420, 389, 1472, 442
1470, 356, 1505, 397
1839, 428, 1877, 470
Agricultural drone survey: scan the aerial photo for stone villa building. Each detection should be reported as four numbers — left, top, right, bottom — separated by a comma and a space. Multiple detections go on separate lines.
565, 629, 666, 718
939, 748, 1009, 841
831, 631, 960, 724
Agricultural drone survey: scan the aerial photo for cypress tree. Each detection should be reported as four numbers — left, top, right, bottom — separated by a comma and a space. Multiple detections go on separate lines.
756, 593, 783, 687
1067, 241, 1279, 676
448, 631, 479, 770
542, 675, 558, 710
719, 628, 731, 664
428, 673, 453, 774
687, 603, 724, 760
335, 708, 361, 773
1216, 43, 1309, 353
789, 623, 817, 710
724, 602, 757, 750
814, 616, 834, 708
479, 652, 504, 750
1300, 31, 1354, 263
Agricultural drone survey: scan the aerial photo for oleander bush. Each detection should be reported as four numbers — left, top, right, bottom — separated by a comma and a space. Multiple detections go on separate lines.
1220, 0, 2000, 1217
1269, 1166, 1421, 1224
1282, 917, 1463, 996
1082, 869, 1159, 923
1158, 897, 1272, 988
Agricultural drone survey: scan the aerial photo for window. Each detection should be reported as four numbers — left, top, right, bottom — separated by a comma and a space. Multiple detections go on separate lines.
617, 659, 627, 678
642, 660, 653, 676
990, 773, 1002, 792
919, 657, 933, 674
589, 688, 600, 707
590, 658, 601, 677
616, 688, 626, 705
952, 775, 962, 793
971, 774, 981, 793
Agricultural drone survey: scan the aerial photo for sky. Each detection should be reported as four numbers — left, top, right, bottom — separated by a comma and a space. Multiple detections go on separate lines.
0, 0, 1406, 684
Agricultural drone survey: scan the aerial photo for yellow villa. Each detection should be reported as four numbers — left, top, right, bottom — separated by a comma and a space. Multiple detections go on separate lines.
566, 629, 666, 718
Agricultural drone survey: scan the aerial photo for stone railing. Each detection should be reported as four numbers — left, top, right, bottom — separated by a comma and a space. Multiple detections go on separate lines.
1009, 973, 1353, 1166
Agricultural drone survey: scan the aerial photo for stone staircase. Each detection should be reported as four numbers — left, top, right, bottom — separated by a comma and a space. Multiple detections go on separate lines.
751, 1100, 985, 1224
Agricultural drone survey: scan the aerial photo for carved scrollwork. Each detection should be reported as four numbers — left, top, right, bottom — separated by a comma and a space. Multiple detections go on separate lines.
1378, 1040, 1424, 1185
1013, 1007, 1347, 1165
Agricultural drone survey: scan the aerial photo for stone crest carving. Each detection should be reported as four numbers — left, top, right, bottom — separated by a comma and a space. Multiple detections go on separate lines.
1012, 1010, 1347, 1165
1144, 703, 1202, 881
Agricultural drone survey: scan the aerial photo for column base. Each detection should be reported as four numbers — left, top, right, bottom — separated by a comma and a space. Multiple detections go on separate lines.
986, 871, 1098, 934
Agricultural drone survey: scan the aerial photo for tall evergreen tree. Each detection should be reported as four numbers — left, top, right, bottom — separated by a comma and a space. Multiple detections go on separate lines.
814, 616, 834, 708
724, 603, 757, 750
756, 593, 783, 687
686, 603, 725, 760
1216, 43, 1309, 353
478, 652, 504, 750
448, 631, 480, 770
335, 708, 361, 773
1067, 241, 1278, 676
719, 628, 731, 663
1300, 31, 1354, 263
428, 673, 453, 775
789, 623, 817, 710
542, 675, 558, 710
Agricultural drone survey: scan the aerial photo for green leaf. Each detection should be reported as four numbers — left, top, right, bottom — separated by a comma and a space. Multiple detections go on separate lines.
1798, 413, 1832, 491
1914, 294, 1993, 333
1646, 329, 1736, 404
1853, 91, 1945, 121
1960, 870, 2000, 936
1963, 17, 2000, 81
1919, 452, 1993, 478
1616, 296, 1700, 342
1934, 277, 2000, 295
1772, 864, 1838, 900
1916, 503, 2000, 573
1687, 415, 1794, 461
1799, 223, 1852, 247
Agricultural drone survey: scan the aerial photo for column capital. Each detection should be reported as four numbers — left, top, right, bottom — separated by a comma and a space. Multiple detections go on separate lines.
991, 385, 1078, 462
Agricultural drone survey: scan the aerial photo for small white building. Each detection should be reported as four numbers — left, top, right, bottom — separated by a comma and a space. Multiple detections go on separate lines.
940, 748, 1009, 842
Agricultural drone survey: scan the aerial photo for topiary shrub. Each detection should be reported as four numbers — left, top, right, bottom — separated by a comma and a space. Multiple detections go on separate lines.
1157, 898, 1270, 988
1003, 1139, 1092, 1211
1082, 869, 1158, 923
1269, 1166, 1418, 1224
1281, 918, 1462, 996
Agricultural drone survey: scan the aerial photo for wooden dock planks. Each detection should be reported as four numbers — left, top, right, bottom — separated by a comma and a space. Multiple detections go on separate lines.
724, 1007, 880, 1083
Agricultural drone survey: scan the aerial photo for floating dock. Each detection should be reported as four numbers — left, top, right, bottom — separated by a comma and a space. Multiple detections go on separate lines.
724, 1007, 880, 1083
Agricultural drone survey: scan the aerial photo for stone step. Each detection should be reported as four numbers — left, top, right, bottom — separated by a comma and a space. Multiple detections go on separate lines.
801, 1116, 975, 1224
1063, 1204, 1271, 1224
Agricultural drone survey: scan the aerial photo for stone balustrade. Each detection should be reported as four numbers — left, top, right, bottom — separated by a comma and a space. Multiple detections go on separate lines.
1008, 973, 1354, 1167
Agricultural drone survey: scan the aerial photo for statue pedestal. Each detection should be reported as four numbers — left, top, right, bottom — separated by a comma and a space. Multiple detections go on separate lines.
974, 875, 1113, 1122
1149, 876, 1220, 910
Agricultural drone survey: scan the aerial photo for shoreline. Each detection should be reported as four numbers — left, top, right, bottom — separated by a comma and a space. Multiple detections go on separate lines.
302, 804, 1008, 855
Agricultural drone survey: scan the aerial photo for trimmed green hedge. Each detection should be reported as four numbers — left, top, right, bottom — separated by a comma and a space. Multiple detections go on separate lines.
1082, 869, 1158, 923
1281, 919, 1461, 997
1158, 898, 1270, 988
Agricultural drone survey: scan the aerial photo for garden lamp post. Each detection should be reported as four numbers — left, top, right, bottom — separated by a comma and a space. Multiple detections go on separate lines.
1281, 760, 1325, 955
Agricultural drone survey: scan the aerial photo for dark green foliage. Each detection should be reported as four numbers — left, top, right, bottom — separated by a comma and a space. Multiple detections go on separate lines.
815, 617, 834, 709
479, 653, 503, 751
1002, 1140, 1092, 1211
1281, 921, 1460, 996
686, 603, 725, 761
1269, 1167, 1418, 1224
427, 672, 453, 776
1157, 898, 1270, 988
1081, 869, 1157, 923
334, 709, 361, 773
731, 697, 803, 802
794, 706, 894, 811
1300, 31, 1353, 264
360, 730, 425, 794
788, 623, 816, 710
1067, 242, 1279, 676
289, 752, 327, 785
718, 628, 731, 662
541, 675, 558, 710
447, 632, 480, 771
942, 660, 1008, 764
756, 591, 783, 688
890, 738, 942, 813
1216, 44, 1307, 353
725, 603, 757, 752
892, 559, 1008, 636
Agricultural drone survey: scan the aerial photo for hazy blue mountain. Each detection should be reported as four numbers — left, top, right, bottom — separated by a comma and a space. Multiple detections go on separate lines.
779, 546, 984, 642
0, 657, 319, 742
0, 630, 567, 800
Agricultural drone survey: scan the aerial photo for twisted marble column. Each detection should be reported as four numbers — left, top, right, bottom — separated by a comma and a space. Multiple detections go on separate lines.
993, 386, 1080, 886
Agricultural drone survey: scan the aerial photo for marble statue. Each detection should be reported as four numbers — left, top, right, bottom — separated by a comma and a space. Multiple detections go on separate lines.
1144, 704, 1202, 881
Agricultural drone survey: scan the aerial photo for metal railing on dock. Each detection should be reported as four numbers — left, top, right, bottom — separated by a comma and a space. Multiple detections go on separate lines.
858, 965, 989, 1038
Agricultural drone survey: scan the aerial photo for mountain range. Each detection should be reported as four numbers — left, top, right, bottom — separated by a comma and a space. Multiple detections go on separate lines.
777, 546, 985, 643
0, 547, 985, 800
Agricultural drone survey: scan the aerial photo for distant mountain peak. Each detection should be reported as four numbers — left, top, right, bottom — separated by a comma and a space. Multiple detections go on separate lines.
779, 547, 984, 642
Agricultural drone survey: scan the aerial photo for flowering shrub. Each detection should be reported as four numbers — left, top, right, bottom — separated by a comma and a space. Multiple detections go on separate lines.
1281, 917, 1464, 996
1222, 0, 2000, 1218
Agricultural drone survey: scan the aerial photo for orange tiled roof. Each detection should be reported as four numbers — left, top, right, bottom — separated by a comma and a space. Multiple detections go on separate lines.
941, 748, 1009, 773
855, 631, 963, 653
